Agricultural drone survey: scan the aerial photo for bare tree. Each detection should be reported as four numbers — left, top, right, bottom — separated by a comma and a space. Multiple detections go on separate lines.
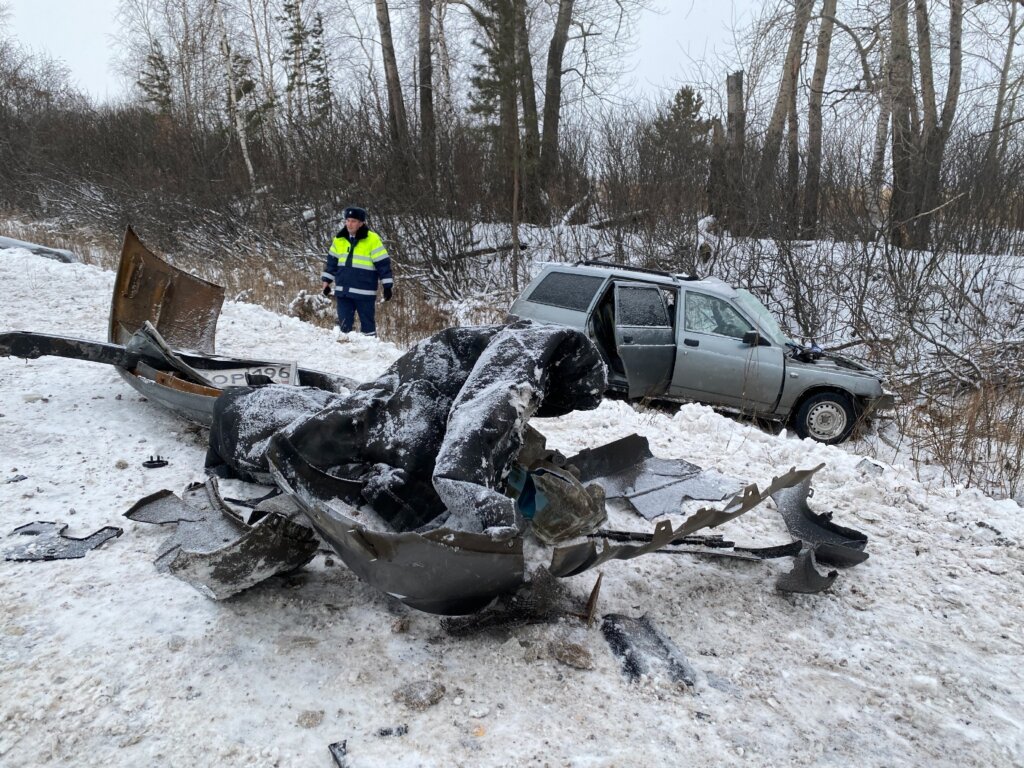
756, 0, 814, 198
418, 0, 436, 179
800, 0, 837, 238
213, 0, 258, 192
375, 0, 411, 157
537, 0, 573, 197
888, 0, 963, 249
986, 0, 1024, 167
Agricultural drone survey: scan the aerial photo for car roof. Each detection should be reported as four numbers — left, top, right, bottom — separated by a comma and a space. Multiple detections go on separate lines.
535, 261, 736, 297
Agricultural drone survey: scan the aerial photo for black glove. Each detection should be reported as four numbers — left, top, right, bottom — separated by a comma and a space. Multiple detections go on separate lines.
322, 283, 332, 297
382, 284, 393, 302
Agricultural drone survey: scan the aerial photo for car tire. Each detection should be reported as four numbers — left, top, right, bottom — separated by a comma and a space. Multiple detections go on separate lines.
793, 392, 856, 445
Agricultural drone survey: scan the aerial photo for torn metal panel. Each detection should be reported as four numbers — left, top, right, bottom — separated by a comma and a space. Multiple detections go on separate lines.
776, 548, 839, 593
5, 521, 122, 561
268, 443, 524, 616
109, 226, 224, 352
125, 478, 318, 599
566, 434, 743, 520
770, 476, 869, 567
548, 464, 825, 578
601, 614, 697, 685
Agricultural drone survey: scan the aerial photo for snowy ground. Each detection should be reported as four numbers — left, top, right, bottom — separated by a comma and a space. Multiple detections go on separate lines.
1, 249, 1022, 767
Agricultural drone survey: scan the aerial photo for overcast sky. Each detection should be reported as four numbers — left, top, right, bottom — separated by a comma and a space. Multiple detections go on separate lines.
4, 0, 757, 102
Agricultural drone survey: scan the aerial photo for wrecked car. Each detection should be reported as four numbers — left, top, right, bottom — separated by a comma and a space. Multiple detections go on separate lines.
2, 229, 871, 615
508, 261, 895, 444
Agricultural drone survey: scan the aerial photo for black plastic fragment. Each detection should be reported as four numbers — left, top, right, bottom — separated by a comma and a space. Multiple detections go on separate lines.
734, 540, 804, 559
776, 548, 838, 593
771, 476, 868, 567
328, 740, 349, 768
142, 456, 168, 468
5, 474, 27, 484
601, 613, 697, 685
376, 725, 408, 737
5, 521, 123, 561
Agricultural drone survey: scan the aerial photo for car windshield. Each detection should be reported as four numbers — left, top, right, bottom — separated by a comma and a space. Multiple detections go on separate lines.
734, 289, 797, 346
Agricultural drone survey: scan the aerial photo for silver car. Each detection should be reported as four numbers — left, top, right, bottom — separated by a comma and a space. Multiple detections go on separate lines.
508, 261, 894, 444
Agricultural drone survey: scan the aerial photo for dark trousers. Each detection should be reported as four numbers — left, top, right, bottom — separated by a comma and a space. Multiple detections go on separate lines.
336, 294, 377, 335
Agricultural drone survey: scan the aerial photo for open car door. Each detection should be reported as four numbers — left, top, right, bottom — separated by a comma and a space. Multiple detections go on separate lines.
612, 281, 676, 399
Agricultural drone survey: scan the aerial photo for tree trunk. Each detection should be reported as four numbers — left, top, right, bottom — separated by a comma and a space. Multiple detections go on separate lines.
418, 0, 436, 182
212, 0, 257, 194
756, 0, 814, 198
786, 85, 800, 237
538, 0, 574, 197
514, 0, 541, 219
888, 0, 917, 247
374, 0, 410, 157
725, 70, 747, 233
889, 0, 963, 249
801, 0, 837, 239
987, 0, 1022, 168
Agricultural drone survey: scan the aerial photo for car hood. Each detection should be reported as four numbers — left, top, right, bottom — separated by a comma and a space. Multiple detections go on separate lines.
787, 350, 884, 380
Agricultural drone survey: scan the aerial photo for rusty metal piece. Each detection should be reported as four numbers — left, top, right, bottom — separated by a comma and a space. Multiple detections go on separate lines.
109, 226, 224, 352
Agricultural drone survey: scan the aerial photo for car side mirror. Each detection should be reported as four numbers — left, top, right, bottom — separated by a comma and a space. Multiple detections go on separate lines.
742, 331, 769, 347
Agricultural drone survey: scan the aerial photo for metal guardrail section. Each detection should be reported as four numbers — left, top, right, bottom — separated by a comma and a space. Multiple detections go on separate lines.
109, 226, 224, 353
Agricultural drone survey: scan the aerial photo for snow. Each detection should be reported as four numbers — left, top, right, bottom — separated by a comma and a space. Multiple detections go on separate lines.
1, 248, 1023, 767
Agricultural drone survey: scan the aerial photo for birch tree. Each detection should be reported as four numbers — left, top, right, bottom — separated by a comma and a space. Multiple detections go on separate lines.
375, 0, 411, 157
889, 0, 963, 249
800, 0, 837, 238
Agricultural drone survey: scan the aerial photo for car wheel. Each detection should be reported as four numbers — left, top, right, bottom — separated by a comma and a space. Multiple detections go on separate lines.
793, 392, 856, 444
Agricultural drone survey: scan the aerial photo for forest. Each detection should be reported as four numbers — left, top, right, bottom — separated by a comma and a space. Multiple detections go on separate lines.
1, 0, 1023, 499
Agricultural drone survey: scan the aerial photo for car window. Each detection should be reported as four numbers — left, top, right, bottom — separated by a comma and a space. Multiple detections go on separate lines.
684, 292, 754, 338
617, 284, 671, 327
525, 272, 604, 312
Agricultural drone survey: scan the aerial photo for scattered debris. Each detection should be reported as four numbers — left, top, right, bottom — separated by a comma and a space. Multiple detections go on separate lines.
392, 680, 446, 710
776, 549, 838, 594
5, 474, 27, 484
142, 456, 168, 468
124, 478, 318, 599
0, 228, 356, 427
328, 740, 349, 768
771, 476, 869, 567
601, 614, 697, 686
5, 521, 122, 561
569, 433, 743, 519
548, 464, 826, 578
376, 725, 408, 737
856, 458, 885, 477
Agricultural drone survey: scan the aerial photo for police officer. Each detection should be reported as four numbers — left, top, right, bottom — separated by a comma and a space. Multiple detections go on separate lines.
321, 206, 394, 336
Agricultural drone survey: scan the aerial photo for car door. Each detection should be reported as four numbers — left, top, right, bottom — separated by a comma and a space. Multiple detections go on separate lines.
612, 281, 676, 399
669, 289, 785, 412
